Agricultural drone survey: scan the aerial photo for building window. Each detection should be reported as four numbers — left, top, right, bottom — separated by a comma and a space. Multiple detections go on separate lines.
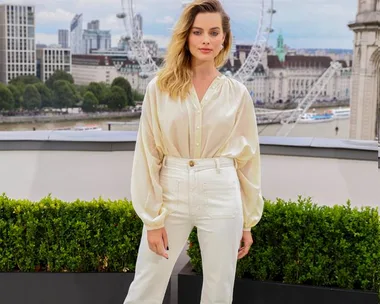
27, 26, 34, 38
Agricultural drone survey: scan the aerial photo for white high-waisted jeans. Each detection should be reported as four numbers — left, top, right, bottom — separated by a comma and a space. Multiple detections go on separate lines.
124, 156, 244, 304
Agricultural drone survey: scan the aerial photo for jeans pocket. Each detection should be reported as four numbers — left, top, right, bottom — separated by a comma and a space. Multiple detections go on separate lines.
160, 173, 180, 213
202, 180, 239, 219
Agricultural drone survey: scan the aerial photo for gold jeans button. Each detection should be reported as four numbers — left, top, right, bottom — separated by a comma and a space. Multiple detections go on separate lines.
189, 160, 195, 167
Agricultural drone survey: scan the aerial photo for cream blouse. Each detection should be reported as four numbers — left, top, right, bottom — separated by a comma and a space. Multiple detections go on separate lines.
130, 74, 264, 231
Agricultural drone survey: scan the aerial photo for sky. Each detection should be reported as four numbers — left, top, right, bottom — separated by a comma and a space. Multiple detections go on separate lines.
5, 0, 357, 50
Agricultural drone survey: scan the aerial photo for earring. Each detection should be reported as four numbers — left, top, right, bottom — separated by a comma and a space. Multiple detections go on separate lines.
220, 45, 224, 49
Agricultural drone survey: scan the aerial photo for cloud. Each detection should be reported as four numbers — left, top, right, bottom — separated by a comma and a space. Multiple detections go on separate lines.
29, 0, 356, 49
281, 37, 354, 50
35, 33, 59, 46
36, 8, 74, 25
156, 16, 175, 24
4, 0, 38, 5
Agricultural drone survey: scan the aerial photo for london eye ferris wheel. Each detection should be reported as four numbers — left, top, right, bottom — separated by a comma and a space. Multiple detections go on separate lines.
116, 0, 276, 83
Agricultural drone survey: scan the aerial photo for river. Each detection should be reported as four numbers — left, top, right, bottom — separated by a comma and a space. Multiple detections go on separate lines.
0, 107, 350, 139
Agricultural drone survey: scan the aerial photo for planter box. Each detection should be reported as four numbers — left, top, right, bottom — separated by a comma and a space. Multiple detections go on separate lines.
0, 272, 171, 304
178, 262, 378, 304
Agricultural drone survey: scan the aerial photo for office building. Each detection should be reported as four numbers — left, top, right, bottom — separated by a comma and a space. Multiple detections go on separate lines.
83, 29, 111, 54
58, 29, 69, 48
0, 4, 36, 84
36, 47, 71, 82
70, 14, 84, 54
87, 20, 99, 30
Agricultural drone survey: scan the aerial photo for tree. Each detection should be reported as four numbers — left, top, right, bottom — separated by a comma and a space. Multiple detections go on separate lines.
132, 89, 144, 102
33, 83, 53, 108
87, 82, 108, 104
82, 91, 99, 113
75, 84, 88, 98
107, 86, 127, 111
87, 82, 102, 100
23, 84, 42, 110
68, 83, 81, 106
52, 80, 76, 109
0, 83, 14, 111
9, 75, 41, 86
111, 77, 134, 106
45, 70, 74, 89
8, 84, 23, 109
100, 84, 111, 107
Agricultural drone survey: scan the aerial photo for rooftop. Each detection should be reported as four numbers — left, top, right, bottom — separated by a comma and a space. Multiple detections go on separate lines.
0, 131, 378, 304
71, 54, 164, 67
0, 131, 377, 206
267, 55, 343, 69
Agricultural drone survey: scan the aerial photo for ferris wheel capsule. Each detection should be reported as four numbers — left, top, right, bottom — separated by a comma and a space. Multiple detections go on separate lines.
117, 12, 126, 19
139, 73, 149, 79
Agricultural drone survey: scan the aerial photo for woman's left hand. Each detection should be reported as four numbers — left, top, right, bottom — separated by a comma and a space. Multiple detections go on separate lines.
237, 230, 254, 259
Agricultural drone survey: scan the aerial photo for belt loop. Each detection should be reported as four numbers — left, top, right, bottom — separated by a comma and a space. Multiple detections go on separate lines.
215, 158, 221, 174
162, 155, 167, 167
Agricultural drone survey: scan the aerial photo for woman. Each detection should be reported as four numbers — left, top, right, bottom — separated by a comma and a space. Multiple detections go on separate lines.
124, 0, 264, 303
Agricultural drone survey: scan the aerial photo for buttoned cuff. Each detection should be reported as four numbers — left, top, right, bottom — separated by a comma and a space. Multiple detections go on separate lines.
145, 223, 166, 231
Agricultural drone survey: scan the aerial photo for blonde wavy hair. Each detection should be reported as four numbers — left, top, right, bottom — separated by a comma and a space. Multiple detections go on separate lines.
156, 0, 232, 100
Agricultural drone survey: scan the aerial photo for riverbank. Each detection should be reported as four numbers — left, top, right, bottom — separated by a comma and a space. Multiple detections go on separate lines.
0, 111, 350, 139
0, 111, 142, 124
255, 99, 350, 110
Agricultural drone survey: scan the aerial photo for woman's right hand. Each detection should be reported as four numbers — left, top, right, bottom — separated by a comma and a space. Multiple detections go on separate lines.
147, 227, 169, 259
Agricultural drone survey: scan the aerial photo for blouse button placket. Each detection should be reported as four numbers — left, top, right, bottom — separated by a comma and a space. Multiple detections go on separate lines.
193, 80, 218, 158
195, 107, 202, 158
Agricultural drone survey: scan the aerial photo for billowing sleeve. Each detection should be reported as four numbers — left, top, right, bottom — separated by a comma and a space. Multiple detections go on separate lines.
233, 87, 264, 231
130, 80, 167, 230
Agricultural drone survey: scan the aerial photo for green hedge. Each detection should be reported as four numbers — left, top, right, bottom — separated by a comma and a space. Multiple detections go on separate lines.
0, 194, 142, 272
2, 194, 380, 294
188, 197, 380, 293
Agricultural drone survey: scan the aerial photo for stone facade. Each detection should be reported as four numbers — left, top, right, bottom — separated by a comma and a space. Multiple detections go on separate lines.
222, 35, 352, 106
348, 0, 380, 140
